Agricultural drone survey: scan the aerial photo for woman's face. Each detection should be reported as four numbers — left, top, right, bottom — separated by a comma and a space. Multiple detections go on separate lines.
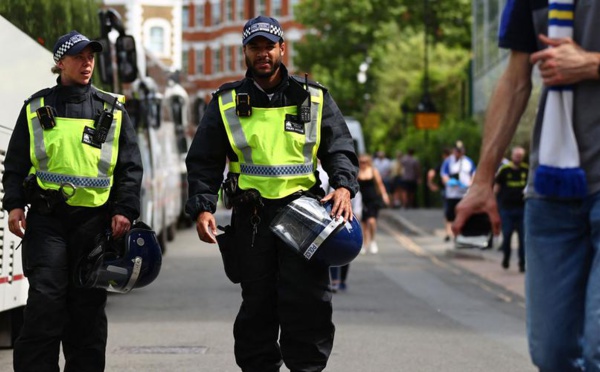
57, 46, 95, 86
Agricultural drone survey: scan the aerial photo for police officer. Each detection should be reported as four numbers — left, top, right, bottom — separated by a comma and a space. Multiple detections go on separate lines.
186, 16, 359, 372
2, 30, 142, 371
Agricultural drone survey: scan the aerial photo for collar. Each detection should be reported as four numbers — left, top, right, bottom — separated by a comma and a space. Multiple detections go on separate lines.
55, 77, 92, 103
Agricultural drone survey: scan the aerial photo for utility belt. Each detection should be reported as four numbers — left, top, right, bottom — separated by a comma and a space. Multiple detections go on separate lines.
23, 174, 76, 215
221, 174, 323, 211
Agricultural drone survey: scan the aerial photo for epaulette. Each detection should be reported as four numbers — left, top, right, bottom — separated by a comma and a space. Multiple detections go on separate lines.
93, 89, 125, 110
290, 75, 327, 92
212, 80, 245, 97
24, 87, 53, 104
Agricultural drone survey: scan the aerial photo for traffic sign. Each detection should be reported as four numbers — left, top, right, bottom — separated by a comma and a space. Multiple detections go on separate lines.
414, 112, 440, 130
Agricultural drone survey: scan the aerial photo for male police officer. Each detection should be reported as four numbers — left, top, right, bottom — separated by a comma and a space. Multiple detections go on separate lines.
186, 16, 358, 372
2, 30, 142, 371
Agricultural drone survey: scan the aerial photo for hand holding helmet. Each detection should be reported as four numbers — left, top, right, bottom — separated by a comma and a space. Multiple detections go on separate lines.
74, 221, 162, 293
269, 196, 362, 267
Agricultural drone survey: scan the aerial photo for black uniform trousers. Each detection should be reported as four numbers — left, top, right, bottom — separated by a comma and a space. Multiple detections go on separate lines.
14, 205, 109, 372
231, 198, 335, 372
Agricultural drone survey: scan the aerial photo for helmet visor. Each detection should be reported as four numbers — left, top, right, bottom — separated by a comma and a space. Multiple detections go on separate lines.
270, 196, 343, 259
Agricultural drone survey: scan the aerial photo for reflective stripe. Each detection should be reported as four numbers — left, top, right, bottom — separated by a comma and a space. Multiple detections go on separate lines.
304, 218, 344, 260
222, 91, 253, 163
36, 171, 111, 188
97, 103, 120, 177
303, 87, 321, 162
28, 98, 49, 170
240, 162, 314, 177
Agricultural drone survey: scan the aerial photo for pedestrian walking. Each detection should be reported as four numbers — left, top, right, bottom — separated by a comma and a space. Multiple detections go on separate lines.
2, 30, 143, 371
453, 1, 600, 370
427, 148, 451, 240
494, 146, 528, 272
399, 148, 421, 209
389, 150, 404, 208
440, 141, 475, 242
358, 154, 389, 254
185, 16, 359, 372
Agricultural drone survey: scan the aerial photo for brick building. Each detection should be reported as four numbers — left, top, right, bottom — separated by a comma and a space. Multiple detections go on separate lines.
102, 0, 306, 127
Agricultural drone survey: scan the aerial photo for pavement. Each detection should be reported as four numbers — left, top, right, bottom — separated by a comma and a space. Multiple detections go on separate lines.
379, 207, 526, 302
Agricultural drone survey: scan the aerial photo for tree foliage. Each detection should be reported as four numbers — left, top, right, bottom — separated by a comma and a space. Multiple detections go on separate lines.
0, 0, 101, 52
293, 0, 474, 156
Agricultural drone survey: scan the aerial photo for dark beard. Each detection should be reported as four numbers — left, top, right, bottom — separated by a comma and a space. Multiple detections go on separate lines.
246, 56, 282, 79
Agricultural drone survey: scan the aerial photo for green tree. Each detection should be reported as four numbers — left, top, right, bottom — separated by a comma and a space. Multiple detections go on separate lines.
0, 0, 101, 53
293, 0, 471, 118
366, 30, 471, 152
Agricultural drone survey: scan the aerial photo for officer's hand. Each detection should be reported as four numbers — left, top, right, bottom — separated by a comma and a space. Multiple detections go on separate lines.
8, 208, 26, 238
452, 183, 501, 236
196, 211, 217, 244
112, 214, 131, 238
321, 187, 353, 222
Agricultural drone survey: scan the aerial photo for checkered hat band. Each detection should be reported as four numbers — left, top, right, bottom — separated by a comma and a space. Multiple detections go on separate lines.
53, 35, 89, 63
242, 23, 284, 41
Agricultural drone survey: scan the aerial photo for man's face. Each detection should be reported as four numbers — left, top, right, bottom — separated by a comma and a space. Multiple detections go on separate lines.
511, 149, 525, 165
57, 46, 96, 86
244, 37, 284, 79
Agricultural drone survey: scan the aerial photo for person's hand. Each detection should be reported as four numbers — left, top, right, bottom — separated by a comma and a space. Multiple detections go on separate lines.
111, 214, 131, 238
447, 178, 461, 188
452, 183, 501, 236
321, 187, 353, 222
195, 211, 217, 244
382, 193, 391, 207
8, 208, 26, 238
530, 34, 599, 86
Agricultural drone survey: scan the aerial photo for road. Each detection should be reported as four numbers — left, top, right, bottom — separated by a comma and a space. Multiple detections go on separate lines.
0, 212, 534, 371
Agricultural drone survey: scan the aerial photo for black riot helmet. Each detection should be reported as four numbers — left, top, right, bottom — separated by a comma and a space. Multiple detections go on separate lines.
74, 221, 162, 293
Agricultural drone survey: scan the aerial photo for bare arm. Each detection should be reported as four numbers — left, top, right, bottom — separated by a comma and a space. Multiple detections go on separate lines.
373, 168, 390, 205
453, 51, 533, 235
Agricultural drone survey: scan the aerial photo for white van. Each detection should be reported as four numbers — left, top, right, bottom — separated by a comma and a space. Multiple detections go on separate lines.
344, 116, 366, 155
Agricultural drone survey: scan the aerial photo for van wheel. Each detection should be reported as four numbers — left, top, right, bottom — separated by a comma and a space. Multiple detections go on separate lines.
166, 223, 176, 242
158, 230, 167, 255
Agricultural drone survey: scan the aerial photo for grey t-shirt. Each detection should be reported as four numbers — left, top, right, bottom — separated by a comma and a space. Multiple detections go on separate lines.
500, 0, 600, 197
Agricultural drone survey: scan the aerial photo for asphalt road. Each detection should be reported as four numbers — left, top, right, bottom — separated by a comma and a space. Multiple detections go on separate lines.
0, 213, 535, 372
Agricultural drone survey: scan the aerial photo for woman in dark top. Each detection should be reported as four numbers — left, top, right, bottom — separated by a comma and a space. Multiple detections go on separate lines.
358, 154, 390, 254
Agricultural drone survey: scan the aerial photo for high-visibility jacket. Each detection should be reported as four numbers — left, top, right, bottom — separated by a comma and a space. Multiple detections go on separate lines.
219, 86, 324, 199
26, 94, 124, 207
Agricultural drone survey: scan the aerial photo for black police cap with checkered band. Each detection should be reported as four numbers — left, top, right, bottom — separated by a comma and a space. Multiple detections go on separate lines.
242, 16, 284, 46
53, 30, 103, 63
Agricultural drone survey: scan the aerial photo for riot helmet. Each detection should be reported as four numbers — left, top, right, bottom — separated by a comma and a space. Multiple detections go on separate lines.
270, 196, 362, 267
74, 221, 162, 293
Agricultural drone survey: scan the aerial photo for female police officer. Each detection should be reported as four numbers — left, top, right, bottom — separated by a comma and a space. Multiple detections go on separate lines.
2, 30, 142, 371
186, 16, 358, 372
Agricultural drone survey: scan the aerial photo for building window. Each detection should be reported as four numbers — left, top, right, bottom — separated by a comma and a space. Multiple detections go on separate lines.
289, 0, 299, 16
272, 0, 282, 17
225, 0, 233, 22
149, 27, 165, 55
238, 46, 245, 71
196, 48, 205, 75
286, 40, 294, 71
256, 0, 266, 16
195, 3, 205, 27
224, 46, 232, 72
182, 6, 190, 29
213, 47, 222, 73
143, 19, 171, 57
236, 0, 244, 20
212, 1, 221, 26
182, 50, 189, 74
